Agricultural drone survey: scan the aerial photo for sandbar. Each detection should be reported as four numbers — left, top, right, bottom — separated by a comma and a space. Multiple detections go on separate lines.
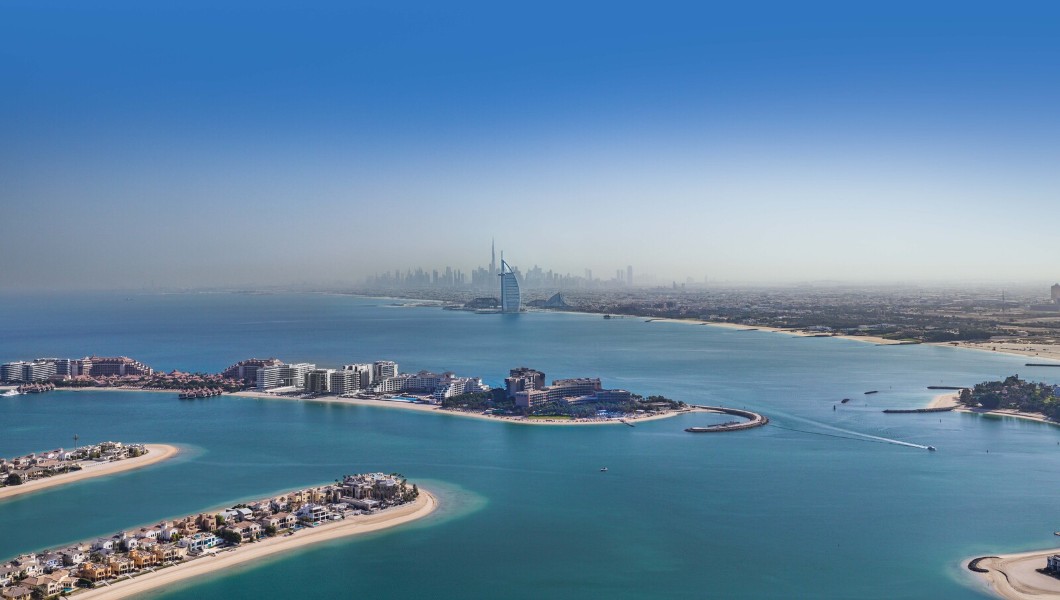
0, 444, 180, 501
967, 549, 1060, 600
71, 490, 437, 600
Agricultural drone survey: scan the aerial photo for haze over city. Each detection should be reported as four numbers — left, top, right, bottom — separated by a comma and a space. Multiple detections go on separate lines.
4, 2, 1060, 290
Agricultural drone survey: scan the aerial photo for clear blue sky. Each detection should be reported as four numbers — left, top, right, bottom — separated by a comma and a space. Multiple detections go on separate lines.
3, 1, 1059, 289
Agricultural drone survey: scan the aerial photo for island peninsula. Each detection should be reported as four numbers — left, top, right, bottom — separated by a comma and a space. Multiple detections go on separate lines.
0, 473, 435, 599
0, 443, 178, 502
2, 356, 714, 426
968, 550, 1060, 600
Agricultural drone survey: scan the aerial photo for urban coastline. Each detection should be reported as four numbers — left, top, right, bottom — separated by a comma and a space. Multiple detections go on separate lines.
1, 356, 698, 426
0, 442, 178, 502
355, 244, 1060, 363
0, 473, 435, 600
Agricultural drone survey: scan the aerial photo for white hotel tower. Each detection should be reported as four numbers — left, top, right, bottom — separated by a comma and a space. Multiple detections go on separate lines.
499, 256, 520, 313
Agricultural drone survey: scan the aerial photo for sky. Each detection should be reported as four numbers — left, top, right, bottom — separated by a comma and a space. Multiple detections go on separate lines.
2, 1, 1060, 289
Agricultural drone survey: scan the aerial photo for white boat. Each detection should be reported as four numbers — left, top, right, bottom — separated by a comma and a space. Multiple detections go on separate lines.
599, 467, 608, 472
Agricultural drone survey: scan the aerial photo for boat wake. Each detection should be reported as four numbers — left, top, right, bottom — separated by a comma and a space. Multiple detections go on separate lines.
769, 413, 931, 450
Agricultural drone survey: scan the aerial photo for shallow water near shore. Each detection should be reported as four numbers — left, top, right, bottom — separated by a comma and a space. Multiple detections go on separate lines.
1, 292, 1059, 599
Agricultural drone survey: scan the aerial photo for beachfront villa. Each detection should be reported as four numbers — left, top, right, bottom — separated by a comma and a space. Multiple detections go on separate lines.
0, 472, 420, 596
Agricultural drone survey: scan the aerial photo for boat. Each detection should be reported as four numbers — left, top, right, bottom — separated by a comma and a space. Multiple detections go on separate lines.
927, 446, 937, 451
841, 398, 850, 403
864, 390, 879, 395
599, 467, 608, 472
1053, 531, 1060, 536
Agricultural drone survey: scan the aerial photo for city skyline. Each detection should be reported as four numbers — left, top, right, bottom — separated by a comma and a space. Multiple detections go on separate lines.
3, 2, 1060, 290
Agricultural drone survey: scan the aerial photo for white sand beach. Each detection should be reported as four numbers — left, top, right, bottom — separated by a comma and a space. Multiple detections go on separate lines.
968, 550, 1060, 600
0, 444, 180, 501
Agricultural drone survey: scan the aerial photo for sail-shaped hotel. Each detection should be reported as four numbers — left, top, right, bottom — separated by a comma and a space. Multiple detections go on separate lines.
499, 257, 520, 313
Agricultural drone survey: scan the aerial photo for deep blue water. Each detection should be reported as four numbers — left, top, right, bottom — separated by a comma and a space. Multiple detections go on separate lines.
1, 292, 1058, 599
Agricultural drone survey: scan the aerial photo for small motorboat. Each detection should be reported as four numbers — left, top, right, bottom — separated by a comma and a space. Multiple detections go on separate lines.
841, 398, 850, 404
599, 467, 608, 472
927, 446, 937, 452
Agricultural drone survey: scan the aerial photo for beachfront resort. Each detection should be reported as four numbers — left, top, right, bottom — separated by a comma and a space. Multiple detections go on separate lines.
2, 355, 689, 422
1, 442, 149, 489
0, 473, 421, 598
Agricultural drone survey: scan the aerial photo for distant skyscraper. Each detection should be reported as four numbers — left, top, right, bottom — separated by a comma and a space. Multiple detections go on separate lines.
627, 265, 633, 287
1052, 283, 1060, 304
490, 238, 497, 276
500, 256, 521, 313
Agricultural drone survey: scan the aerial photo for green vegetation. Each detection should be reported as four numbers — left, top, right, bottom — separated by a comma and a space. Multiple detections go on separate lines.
960, 375, 1060, 419
439, 388, 514, 412
5, 473, 22, 486
218, 529, 242, 545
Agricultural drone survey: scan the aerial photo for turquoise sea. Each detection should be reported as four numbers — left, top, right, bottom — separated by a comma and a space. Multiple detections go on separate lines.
1, 292, 1059, 599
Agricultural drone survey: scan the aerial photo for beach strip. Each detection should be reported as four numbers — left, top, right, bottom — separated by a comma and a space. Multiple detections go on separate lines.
0, 444, 180, 501
230, 390, 696, 426
71, 490, 437, 600
967, 549, 1060, 600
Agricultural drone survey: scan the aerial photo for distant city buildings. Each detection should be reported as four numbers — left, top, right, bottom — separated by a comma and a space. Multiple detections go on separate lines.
1052, 283, 1060, 304
0, 356, 153, 383
362, 240, 637, 293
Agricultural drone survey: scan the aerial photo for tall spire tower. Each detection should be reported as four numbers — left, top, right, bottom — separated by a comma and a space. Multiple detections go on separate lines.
490, 238, 497, 275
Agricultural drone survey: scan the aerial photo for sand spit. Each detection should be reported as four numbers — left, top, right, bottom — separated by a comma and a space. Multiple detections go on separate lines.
0, 444, 180, 501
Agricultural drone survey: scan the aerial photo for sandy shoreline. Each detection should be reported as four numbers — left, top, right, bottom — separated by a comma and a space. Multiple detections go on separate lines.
0, 444, 180, 501
956, 406, 1059, 427
926, 391, 1060, 426
641, 317, 905, 345
967, 549, 1060, 600
71, 490, 437, 600
231, 391, 695, 425
934, 341, 1060, 363
928, 392, 961, 409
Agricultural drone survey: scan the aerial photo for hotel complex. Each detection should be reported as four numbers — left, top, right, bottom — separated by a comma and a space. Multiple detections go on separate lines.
222, 358, 489, 402
504, 367, 632, 408
1, 356, 153, 383
499, 257, 521, 313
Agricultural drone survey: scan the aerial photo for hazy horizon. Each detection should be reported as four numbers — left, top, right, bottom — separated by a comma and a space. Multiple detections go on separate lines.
4, 2, 1059, 290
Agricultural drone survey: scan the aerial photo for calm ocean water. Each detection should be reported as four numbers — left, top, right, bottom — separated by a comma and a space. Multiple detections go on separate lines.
1, 292, 1058, 599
